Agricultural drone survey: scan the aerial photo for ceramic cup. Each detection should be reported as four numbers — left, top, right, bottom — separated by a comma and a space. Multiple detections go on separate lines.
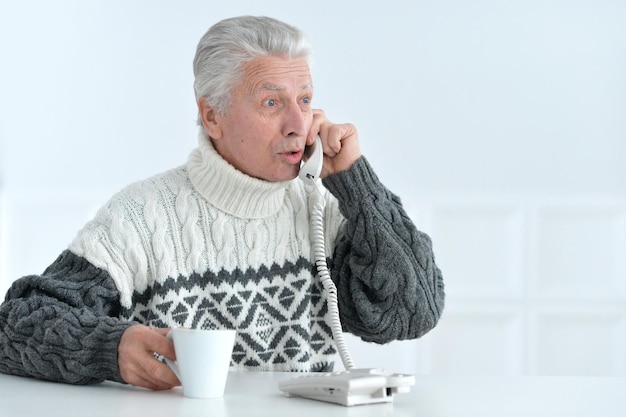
165, 328, 236, 398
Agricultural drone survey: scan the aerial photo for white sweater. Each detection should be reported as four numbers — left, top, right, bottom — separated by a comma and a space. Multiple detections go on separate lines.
70, 134, 344, 371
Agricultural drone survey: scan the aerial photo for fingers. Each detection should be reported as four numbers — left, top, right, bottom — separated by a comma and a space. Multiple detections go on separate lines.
152, 327, 177, 360
118, 324, 180, 390
127, 355, 176, 391
324, 123, 357, 156
306, 109, 324, 145
310, 109, 361, 175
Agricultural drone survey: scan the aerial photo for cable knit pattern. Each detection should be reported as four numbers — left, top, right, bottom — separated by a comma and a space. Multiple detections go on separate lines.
0, 252, 130, 383
0, 132, 444, 384
66, 135, 343, 372
323, 160, 445, 343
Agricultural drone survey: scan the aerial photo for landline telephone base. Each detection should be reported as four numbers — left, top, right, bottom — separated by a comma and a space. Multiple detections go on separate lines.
278, 368, 415, 406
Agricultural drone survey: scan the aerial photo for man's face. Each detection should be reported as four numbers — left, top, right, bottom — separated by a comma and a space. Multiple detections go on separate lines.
209, 56, 314, 182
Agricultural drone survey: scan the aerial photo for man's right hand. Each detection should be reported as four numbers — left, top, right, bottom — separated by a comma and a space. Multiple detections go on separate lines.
118, 324, 180, 390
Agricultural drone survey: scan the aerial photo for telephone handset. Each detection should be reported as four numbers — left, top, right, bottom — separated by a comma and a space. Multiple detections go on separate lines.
298, 135, 323, 182
280, 135, 415, 406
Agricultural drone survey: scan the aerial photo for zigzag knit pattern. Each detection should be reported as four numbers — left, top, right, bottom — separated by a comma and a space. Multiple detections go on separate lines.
127, 259, 334, 371
69, 134, 343, 372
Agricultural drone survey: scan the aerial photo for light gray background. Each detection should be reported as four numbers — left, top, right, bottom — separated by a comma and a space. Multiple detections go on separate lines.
2, 0, 624, 196
1, 0, 625, 378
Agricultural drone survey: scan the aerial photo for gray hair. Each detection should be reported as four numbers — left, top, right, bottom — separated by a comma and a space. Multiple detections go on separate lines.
193, 16, 312, 120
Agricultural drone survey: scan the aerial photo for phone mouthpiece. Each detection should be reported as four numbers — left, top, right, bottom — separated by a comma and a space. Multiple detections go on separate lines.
299, 136, 323, 182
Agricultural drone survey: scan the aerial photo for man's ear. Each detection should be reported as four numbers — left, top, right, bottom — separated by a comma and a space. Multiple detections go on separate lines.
198, 97, 223, 139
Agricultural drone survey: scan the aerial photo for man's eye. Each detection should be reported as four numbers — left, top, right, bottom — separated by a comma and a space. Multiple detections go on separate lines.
302, 97, 311, 104
265, 99, 276, 107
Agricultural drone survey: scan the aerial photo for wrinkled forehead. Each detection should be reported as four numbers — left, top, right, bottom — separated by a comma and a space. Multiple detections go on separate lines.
239, 56, 313, 96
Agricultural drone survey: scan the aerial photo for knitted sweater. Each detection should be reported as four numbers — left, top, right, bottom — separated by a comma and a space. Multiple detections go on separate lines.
0, 134, 445, 385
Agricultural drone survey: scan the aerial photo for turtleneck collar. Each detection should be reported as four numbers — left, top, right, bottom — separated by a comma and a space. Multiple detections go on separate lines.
186, 131, 291, 219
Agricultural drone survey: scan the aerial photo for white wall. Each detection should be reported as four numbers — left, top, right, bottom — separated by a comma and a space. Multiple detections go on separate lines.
1, 0, 625, 377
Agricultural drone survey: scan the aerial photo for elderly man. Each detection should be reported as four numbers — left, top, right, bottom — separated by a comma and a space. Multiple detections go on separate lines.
0, 16, 445, 391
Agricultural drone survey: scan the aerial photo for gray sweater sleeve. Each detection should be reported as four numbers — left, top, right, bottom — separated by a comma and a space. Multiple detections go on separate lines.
322, 156, 445, 344
0, 250, 132, 384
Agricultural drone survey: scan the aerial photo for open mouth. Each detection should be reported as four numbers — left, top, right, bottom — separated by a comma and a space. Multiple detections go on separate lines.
280, 149, 303, 164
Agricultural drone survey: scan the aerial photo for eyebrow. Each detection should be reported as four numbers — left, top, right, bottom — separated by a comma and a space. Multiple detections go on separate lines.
261, 82, 314, 91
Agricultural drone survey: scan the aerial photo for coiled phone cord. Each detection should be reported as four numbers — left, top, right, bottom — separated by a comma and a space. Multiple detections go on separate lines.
309, 183, 356, 371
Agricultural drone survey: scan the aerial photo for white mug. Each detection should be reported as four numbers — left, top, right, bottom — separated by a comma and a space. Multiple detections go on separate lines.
165, 328, 236, 398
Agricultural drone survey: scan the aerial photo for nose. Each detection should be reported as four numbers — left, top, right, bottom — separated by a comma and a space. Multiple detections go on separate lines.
281, 102, 307, 138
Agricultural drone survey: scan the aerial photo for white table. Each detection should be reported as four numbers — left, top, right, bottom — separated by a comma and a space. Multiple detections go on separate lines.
0, 371, 624, 417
